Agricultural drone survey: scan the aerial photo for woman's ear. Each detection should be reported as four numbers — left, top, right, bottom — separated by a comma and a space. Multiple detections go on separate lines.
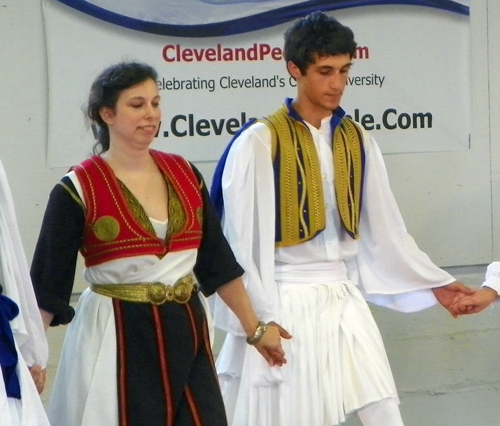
99, 107, 114, 125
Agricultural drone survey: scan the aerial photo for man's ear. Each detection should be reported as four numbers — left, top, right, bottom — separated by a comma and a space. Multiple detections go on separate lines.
99, 107, 114, 125
287, 61, 302, 80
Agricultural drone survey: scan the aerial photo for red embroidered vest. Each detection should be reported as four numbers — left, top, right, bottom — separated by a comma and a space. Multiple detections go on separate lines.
72, 150, 203, 267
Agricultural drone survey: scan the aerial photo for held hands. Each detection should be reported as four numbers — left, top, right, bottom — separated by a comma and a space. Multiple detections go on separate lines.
249, 321, 292, 367
432, 281, 475, 318
29, 365, 47, 394
449, 287, 499, 315
433, 281, 499, 317
215, 277, 291, 366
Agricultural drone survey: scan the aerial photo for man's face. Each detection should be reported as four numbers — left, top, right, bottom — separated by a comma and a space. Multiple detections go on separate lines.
289, 54, 352, 115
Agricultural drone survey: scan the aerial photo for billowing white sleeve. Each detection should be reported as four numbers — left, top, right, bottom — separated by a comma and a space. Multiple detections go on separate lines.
213, 123, 280, 336
0, 160, 49, 368
482, 262, 500, 295
350, 130, 456, 312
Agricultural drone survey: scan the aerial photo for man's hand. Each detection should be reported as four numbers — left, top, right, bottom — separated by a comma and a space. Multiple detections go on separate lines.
432, 281, 474, 318
254, 321, 292, 367
451, 287, 498, 315
29, 365, 46, 394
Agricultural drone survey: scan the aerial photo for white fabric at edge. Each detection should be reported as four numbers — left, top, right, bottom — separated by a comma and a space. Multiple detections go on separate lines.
0, 159, 50, 426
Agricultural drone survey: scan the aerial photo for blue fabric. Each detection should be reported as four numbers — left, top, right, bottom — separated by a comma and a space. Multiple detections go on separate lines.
210, 98, 346, 219
53, 0, 468, 37
210, 119, 257, 219
0, 286, 21, 399
283, 97, 346, 127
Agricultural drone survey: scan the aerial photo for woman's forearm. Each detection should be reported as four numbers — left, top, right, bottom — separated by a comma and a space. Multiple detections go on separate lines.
40, 308, 54, 331
215, 277, 260, 337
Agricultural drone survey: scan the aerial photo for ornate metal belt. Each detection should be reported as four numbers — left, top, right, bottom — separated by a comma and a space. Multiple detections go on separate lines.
90, 273, 195, 305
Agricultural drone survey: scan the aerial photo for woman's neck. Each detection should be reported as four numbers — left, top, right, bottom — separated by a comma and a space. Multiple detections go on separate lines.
101, 146, 154, 173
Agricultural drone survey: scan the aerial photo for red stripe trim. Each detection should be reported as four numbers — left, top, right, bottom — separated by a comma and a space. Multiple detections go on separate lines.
202, 315, 219, 380
184, 303, 199, 356
113, 300, 130, 426
152, 305, 174, 426
184, 386, 203, 426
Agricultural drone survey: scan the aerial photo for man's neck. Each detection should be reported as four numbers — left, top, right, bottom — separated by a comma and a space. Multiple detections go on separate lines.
290, 98, 332, 129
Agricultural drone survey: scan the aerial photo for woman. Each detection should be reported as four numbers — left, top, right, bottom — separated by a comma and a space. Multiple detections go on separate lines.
31, 61, 288, 426
0, 159, 49, 426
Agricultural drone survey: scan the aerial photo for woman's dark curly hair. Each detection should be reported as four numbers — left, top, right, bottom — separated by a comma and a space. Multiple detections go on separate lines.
86, 61, 158, 154
284, 11, 357, 75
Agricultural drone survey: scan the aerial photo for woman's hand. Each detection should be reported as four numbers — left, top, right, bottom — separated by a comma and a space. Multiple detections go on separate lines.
253, 321, 291, 367
29, 365, 47, 394
451, 287, 498, 315
216, 278, 292, 366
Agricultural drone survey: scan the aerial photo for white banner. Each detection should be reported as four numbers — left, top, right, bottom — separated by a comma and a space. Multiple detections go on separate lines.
43, 0, 470, 167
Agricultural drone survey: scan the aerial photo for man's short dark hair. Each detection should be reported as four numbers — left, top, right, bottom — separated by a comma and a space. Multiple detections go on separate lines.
284, 11, 357, 74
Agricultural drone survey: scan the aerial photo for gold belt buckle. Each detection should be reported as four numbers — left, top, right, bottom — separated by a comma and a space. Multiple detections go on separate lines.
147, 275, 193, 305
173, 276, 193, 304
148, 283, 170, 305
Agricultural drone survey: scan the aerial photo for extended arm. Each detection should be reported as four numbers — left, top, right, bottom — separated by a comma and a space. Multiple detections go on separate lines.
353, 131, 470, 314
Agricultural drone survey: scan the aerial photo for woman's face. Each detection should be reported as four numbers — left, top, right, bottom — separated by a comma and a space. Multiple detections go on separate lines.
100, 78, 161, 149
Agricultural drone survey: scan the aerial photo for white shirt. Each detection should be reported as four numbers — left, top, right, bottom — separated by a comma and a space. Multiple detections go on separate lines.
214, 116, 455, 335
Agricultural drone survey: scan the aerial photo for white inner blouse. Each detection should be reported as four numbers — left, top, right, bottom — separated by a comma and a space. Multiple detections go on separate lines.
150, 217, 168, 240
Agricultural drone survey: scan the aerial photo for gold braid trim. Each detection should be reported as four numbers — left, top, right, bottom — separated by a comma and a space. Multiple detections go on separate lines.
165, 180, 186, 241
333, 118, 363, 239
263, 106, 363, 246
117, 178, 186, 245
117, 180, 156, 235
264, 105, 326, 247
59, 181, 85, 212
91, 273, 195, 305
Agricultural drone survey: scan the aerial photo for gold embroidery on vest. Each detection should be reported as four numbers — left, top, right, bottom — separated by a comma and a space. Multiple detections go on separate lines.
264, 105, 325, 247
196, 207, 203, 229
116, 179, 186, 246
76, 156, 201, 267
333, 118, 363, 239
264, 106, 363, 246
196, 181, 204, 229
155, 154, 202, 243
83, 161, 148, 239
93, 216, 120, 242
166, 180, 186, 241
118, 180, 156, 235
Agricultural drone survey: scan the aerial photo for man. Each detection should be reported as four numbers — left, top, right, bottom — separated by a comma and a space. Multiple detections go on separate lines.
210, 11, 471, 426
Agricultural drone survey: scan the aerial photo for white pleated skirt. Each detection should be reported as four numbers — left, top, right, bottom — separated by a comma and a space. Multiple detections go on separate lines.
217, 279, 398, 426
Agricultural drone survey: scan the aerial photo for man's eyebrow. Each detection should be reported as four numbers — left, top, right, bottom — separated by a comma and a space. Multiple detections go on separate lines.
315, 62, 353, 70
